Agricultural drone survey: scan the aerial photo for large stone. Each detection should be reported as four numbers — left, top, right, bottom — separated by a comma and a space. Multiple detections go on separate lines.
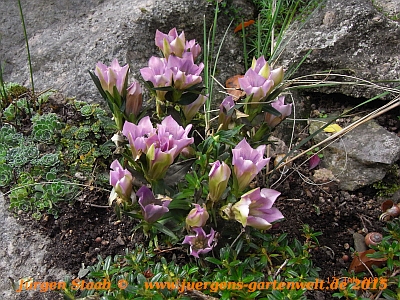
309, 120, 400, 191
0, 0, 252, 104
277, 0, 400, 99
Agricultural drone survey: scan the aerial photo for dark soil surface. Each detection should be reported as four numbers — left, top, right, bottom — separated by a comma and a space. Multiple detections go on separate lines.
6, 94, 400, 300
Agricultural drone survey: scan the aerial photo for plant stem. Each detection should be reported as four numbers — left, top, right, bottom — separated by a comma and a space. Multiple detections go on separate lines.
17, 0, 34, 115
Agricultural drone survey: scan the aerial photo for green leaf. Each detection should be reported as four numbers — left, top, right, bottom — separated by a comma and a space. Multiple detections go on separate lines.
177, 92, 201, 105
204, 257, 223, 265
152, 222, 178, 241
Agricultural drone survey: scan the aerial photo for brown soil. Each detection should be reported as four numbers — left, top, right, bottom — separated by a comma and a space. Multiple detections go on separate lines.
6, 95, 400, 300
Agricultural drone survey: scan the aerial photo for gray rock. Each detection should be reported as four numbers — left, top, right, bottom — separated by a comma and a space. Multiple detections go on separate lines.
0, 0, 252, 105
309, 120, 400, 191
0, 193, 68, 300
277, 0, 400, 99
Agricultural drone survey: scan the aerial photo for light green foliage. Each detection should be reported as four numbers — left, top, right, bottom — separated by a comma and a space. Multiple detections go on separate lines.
74, 125, 90, 140
31, 153, 60, 168
1, 98, 115, 218
2, 99, 31, 120
31, 113, 63, 143
0, 164, 13, 186
80, 104, 94, 117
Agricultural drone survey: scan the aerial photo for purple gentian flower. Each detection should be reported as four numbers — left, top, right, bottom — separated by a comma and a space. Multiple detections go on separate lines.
140, 56, 172, 101
145, 116, 194, 180
264, 96, 292, 128
95, 59, 129, 95
232, 139, 270, 192
186, 204, 209, 228
232, 187, 284, 230
110, 159, 133, 200
182, 94, 207, 122
155, 28, 186, 59
125, 80, 143, 117
183, 227, 216, 258
208, 161, 231, 202
122, 116, 156, 160
185, 39, 201, 61
137, 186, 170, 223
238, 56, 284, 102
218, 96, 235, 131
166, 52, 204, 90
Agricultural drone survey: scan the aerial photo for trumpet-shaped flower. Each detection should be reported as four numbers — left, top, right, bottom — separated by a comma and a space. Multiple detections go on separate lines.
183, 227, 215, 258
166, 52, 204, 90
125, 80, 143, 117
95, 59, 129, 95
264, 96, 292, 128
110, 159, 133, 200
238, 56, 284, 102
209, 161, 231, 202
186, 204, 209, 228
182, 94, 207, 121
155, 28, 186, 59
185, 39, 201, 61
218, 96, 235, 131
122, 116, 156, 160
232, 139, 270, 192
232, 187, 284, 230
155, 115, 194, 159
137, 186, 170, 223
140, 56, 172, 101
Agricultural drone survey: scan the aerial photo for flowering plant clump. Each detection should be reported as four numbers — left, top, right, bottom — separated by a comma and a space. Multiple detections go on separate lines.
91, 28, 292, 259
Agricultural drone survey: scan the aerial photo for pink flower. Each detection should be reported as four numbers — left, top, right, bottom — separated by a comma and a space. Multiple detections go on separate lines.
110, 160, 133, 201
166, 52, 204, 90
232, 187, 284, 230
137, 186, 170, 223
183, 227, 215, 258
122, 116, 156, 160
140, 56, 172, 101
182, 94, 207, 121
95, 59, 129, 95
208, 161, 231, 202
238, 56, 284, 102
232, 139, 270, 192
218, 96, 235, 131
264, 96, 292, 128
186, 204, 209, 228
155, 28, 186, 59
125, 80, 142, 117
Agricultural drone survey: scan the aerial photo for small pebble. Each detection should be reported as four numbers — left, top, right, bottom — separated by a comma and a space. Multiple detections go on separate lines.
95, 237, 102, 243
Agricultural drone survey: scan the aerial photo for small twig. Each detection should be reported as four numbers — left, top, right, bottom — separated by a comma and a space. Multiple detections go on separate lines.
82, 203, 110, 208
154, 247, 182, 254
355, 254, 375, 278
230, 227, 245, 249
273, 258, 289, 280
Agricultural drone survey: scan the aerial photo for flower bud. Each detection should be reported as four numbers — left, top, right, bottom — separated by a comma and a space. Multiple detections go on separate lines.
126, 81, 143, 117
186, 204, 209, 228
209, 161, 231, 202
